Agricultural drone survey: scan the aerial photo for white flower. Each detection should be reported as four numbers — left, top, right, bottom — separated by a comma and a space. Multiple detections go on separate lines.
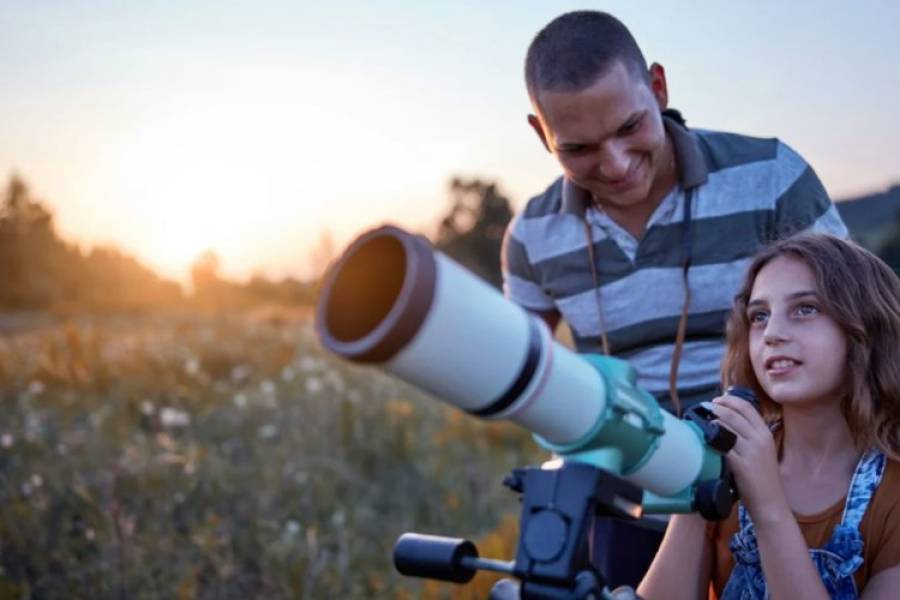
230, 364, 251, 384
1, 433, 13, 448
257, 424, 278, 440
260, 380, 276, 396
298, 356, 320, 373
305, 377, 323, 395
159, 407, 191, 428
281, 366, 295, 382
184, 357, 201, 376
140, 400, 156, 416
284, 520, 301, 537
27, 380, 45, 395
232, 394, 248, 409
331, 510, 345, 527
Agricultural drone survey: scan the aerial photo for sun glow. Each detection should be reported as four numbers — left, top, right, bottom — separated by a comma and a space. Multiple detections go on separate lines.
108, 89, 325, 282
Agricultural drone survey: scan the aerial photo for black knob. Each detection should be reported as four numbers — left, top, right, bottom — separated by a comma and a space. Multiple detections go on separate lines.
503, 468, 526, 494
694, 479, 735, 521
683, 405, 736, 453
393, 533, 478, 583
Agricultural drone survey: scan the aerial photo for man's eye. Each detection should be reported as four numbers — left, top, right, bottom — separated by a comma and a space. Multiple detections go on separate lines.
559, 146, 588, 155
619, 118, 641, 135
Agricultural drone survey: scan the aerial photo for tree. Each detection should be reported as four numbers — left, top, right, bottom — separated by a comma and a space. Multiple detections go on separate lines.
435, 177, 513, 289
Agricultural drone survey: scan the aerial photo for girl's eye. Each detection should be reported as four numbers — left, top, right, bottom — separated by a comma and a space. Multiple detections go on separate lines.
748, 310, 768, 326
795, 303, 819, 317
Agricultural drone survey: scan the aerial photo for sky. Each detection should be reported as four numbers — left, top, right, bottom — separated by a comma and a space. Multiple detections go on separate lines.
2, 1, 899, 284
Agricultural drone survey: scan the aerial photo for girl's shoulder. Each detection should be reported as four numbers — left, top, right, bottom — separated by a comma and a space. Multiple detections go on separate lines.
858, 455, 900, 585
870, 455, 900, 509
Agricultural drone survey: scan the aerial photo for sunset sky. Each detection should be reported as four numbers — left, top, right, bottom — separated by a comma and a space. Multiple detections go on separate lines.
2, 1, 898, 283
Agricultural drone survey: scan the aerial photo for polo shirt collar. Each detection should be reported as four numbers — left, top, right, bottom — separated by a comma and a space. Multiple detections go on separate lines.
560, 113, 709, 216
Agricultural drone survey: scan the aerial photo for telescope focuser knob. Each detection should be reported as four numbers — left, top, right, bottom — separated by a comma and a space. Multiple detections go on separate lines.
693, 478, 735, 521
502, 468, 526, 494
684, 404, 736, 454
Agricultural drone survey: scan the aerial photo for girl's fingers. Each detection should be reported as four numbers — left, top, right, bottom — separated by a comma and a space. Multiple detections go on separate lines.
713, 394, 766, 429
710, 401, 755, 439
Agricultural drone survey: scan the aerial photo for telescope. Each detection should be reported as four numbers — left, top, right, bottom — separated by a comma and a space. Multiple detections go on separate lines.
315, 225, 747, 599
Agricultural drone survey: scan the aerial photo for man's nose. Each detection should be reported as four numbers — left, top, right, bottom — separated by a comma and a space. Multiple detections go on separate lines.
597, 143, 631, 181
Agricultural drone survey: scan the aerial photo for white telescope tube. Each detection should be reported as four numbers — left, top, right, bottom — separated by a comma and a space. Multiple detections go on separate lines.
316, 226, 711, 499
315, 226, 605, 444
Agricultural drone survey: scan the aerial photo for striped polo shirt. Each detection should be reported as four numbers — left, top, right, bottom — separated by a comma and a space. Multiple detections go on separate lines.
502, 116, 848, 411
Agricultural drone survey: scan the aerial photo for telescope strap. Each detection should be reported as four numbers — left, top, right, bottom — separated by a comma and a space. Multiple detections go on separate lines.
582, 188, 695, 417
667, 188, 695, 417
582, 219, 611, 356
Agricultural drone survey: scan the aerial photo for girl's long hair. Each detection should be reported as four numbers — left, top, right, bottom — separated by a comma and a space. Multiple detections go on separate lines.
722, 234, 900, 458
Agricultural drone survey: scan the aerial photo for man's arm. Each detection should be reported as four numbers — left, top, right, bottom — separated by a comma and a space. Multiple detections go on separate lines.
772, 142, 848, 239
501, 215, 560, 325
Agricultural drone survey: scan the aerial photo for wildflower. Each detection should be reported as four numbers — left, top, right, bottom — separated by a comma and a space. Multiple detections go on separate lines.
30, 474, 43, 488
230, 364, 251, 384
159, 407, 191, 428
325, 370, 346, 393
331, 510, 346, 527
257, 424, 278, 440
1, 433, 12, 448
298, 356, 320, 373
260, 380, 276, 396
27, 380, 45, 396
284, 520, 301, 538
184, 357, 200, 376
140, 400, 156, 416
232, 393, 247, 409
281, 366, 295, 382
305, 377, 323, 395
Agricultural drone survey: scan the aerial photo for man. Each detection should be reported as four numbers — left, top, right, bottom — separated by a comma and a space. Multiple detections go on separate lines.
501, 10, 848, 590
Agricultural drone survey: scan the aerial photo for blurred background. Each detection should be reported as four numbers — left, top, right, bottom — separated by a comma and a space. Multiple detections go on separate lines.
1, 1, 898, 598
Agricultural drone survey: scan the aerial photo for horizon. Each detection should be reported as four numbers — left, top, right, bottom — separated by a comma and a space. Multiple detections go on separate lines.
3, 1, 899, 285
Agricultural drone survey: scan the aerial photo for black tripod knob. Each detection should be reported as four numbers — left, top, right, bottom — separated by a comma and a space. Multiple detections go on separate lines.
693, 478, 735, 521
393, 533, 478, 583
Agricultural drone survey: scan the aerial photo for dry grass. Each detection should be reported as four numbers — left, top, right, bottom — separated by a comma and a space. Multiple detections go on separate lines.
0, 309, 544, 599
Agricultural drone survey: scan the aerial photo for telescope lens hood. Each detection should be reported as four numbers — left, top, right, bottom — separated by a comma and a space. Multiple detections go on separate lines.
316, 225, 436, 363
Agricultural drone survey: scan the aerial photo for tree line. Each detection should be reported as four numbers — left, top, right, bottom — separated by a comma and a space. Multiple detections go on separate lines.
5, 170, 895, 313
0, 174, 514, 312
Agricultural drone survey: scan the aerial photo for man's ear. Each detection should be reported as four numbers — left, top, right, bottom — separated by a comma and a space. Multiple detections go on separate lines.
527, 114, 551, 153
648, 62, 669, 111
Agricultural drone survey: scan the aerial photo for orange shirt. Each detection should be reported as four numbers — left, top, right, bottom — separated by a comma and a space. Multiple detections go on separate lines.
707, 457, 900, 598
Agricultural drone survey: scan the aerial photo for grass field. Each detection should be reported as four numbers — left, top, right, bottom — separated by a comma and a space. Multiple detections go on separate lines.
0, 309, 545, 599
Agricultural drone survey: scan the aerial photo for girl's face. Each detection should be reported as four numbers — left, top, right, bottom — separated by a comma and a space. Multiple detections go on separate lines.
747, 255, 848, 408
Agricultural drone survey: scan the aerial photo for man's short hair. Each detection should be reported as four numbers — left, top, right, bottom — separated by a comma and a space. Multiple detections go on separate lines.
525, 11, 649, 107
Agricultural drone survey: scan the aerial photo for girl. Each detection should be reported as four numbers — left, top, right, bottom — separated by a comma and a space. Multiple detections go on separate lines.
638, 234, 900, 599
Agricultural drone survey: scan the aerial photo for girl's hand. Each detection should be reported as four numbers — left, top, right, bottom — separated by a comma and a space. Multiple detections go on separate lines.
711, 394, 791, 526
